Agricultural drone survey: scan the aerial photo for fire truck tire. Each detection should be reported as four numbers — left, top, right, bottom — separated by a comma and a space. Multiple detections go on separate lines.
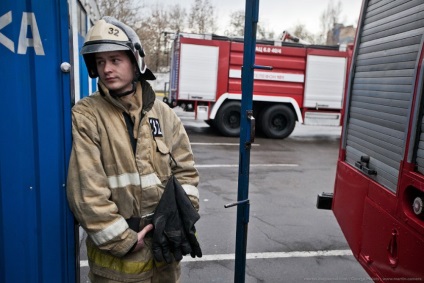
260, 104, 296, 139
214, 101, 241, 137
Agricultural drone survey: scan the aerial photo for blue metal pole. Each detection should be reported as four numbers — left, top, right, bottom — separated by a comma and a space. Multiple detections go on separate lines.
234, 0, 259, 282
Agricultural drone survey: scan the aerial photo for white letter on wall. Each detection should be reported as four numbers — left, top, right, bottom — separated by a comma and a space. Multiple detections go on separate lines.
18, 12, 45, 55
0, 11, 14, 52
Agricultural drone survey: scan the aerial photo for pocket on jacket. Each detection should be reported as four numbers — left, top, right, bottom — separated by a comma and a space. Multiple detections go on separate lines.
152, 138, 172, 182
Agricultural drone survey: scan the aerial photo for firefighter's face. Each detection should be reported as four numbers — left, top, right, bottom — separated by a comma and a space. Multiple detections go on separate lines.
95, 51, 135, 93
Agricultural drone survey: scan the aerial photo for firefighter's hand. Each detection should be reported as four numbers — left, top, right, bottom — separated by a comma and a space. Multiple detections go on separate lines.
133, 224, 153, 252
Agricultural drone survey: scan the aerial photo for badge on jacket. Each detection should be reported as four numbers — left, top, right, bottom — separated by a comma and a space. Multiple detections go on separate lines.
149, 118, 163, 137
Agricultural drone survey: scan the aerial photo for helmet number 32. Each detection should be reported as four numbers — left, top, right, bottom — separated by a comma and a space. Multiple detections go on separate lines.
108, 28, 120, 36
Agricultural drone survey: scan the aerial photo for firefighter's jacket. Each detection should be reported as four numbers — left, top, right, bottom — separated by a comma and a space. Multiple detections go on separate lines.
66, 79, 199, 281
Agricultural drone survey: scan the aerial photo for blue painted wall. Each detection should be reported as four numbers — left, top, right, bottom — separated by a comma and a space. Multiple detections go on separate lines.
0, 1, 76, 282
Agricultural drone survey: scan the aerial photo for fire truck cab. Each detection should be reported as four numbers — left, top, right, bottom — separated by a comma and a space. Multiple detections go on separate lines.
166, 33, 352, 139
318, 0, 424, 280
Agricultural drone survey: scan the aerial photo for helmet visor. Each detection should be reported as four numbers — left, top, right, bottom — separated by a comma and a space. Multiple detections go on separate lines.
81, 40, 132, 55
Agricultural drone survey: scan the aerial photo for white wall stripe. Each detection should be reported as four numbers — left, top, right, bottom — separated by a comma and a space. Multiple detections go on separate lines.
79, 249, 352, 266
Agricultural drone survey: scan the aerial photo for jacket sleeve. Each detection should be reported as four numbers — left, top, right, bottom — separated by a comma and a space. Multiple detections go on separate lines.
66, 104, 137, 257
168, 110, 200, 210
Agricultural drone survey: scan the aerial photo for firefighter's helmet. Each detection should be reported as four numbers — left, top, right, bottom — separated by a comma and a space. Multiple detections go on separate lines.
81, 16, 155, 80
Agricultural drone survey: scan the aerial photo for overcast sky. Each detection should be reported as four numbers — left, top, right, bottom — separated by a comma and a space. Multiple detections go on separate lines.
153, 0, 363, 34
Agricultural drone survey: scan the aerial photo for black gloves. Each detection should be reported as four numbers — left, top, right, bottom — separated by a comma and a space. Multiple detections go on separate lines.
152, 176, 188, 263
152, 176, 202, 263
174, 176, 202, 258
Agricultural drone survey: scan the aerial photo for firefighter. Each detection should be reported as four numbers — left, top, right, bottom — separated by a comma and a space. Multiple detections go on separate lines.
66, 16, 200, 282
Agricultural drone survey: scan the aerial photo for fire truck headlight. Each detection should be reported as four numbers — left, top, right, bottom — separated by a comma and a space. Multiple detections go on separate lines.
412, 196, 423, 216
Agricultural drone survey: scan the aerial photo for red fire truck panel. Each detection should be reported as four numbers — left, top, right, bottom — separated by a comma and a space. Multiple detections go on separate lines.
168, 33, 351, 139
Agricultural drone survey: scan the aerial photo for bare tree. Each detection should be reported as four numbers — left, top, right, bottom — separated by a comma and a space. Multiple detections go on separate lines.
136, 4, 170, 72
288, 23, 317, 44
318, 0, 342, 44
225, 10, 245, 37
96, 0, 145, 26
257, 23, 275, 40
188, 0, 217, 34
168, 4, 187, 32
225, 9, 275, 39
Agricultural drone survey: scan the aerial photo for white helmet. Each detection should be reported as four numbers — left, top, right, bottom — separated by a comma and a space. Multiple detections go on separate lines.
81, 16, 156, 80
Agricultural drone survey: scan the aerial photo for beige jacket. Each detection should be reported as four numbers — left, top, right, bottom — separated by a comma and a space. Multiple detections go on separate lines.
66, 80, 199, 281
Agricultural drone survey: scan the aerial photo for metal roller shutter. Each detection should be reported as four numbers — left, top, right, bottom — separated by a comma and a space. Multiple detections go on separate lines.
345, 0, 424, 192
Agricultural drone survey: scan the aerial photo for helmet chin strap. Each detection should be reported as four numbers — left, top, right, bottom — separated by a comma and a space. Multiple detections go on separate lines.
110, 80, 137, 98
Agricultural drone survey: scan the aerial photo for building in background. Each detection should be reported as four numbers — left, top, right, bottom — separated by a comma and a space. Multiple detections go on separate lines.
326, 23, 356, 45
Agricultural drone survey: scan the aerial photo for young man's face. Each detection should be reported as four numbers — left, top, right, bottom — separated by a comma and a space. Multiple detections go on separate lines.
95, 51, 135, 94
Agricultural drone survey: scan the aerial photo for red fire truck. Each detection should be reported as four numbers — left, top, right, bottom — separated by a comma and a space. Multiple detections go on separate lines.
317, 0, 424, 281
166, 33, 353, 139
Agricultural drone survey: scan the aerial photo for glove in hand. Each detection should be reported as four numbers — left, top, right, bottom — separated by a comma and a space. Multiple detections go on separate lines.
152, 176, 192, 263
173, 176, 202, 258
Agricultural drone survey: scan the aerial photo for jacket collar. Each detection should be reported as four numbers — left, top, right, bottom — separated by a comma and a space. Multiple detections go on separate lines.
98, 78, 156, 113
139, 78, 155, 113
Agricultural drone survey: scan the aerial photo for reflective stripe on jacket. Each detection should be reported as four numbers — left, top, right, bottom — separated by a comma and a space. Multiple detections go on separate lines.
66, 80, 199, 281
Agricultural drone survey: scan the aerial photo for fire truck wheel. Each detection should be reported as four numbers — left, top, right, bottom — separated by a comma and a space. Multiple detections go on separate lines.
214, 101, 241, 137
260, 104, 296, 139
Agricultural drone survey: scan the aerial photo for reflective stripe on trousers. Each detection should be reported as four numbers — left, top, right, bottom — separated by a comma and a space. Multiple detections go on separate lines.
87, 240, 157, 275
